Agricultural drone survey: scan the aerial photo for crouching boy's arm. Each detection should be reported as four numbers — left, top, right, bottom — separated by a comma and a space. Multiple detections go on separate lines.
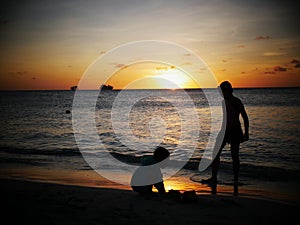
154, 181, 166, 196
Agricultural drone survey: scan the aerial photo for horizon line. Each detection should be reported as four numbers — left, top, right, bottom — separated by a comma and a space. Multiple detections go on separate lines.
0, 86, 300, 91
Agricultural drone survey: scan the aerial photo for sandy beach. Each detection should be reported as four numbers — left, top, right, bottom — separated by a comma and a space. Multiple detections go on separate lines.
2, 178, 298, 225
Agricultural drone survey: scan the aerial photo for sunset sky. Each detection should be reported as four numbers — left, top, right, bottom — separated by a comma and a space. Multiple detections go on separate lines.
0, 0, 299, 90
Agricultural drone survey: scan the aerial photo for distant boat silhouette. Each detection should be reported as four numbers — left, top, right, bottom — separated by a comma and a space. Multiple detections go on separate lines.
70, 86, 77, 91
100, 84, 113, 90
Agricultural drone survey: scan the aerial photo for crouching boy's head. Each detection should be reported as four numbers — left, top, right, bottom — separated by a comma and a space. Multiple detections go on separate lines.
153, 146, 170, 168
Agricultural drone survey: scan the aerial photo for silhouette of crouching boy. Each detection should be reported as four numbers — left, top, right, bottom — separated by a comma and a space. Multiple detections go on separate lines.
131, 146, 170, 197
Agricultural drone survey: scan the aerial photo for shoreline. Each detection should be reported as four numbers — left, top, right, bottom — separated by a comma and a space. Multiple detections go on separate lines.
1, 178, 298, 225
1, 165, 299, 205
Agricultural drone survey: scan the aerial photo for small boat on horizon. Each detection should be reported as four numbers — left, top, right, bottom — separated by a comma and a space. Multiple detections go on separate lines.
70, 86, 78, 91
100, 84, 113, 90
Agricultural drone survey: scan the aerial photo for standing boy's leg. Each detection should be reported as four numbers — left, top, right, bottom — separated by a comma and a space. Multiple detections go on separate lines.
211, 146, 223, 181
231, 142, 240, 196
202, 134, 226, 185
210, 141, 226, 182
230, 143, 240, 182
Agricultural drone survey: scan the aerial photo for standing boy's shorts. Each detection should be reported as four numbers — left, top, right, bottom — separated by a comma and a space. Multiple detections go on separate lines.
224, 128, 243, 144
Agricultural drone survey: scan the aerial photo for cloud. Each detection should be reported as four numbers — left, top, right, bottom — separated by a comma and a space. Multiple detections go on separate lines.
263, 52, 286, 57
9, 71, 27, 76
156, 65, 176, 70
156, 66, 168, 70
181, 62, 192, 66
291, 59, 300, 64
222, 58, 231, 63
289, 59, 300, 68
197, 68, 207, 73
183, 53, 192, 57
32, 77, 37, 80
255, 36, 271, 40
264, 71, 276, 75
114, 63, 128, 69
273, 66, 287, 72
263, 66, 288, 75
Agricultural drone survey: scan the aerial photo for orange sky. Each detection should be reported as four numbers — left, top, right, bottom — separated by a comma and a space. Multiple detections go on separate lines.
0, 0, 299, 90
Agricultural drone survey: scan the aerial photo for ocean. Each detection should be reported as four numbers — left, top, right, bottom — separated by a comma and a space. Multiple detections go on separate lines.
0, 88, 299, 199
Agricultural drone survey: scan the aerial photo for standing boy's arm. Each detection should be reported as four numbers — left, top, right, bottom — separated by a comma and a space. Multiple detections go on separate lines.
241, 104, 249, 141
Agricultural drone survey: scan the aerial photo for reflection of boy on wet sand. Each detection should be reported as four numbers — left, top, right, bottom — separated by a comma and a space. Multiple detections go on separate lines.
203, 81, 249, 195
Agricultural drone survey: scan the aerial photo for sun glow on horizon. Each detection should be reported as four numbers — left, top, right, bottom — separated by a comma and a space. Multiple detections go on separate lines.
156, 69, 198, 89
104, 62, 200, 90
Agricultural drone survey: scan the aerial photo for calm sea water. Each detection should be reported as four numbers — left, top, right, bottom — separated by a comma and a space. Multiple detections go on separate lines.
0, 88, 299, 184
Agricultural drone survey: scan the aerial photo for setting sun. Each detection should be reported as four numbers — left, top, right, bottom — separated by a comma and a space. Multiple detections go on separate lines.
156, 69, 196, 89
105, 62, 200, 90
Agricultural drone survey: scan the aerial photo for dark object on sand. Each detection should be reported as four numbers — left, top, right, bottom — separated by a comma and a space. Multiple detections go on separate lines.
182, 190, 198, 203
167, 190, 182, 202
167, 190, 198, 203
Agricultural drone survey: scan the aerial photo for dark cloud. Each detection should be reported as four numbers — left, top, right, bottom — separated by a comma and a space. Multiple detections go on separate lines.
264, 71, 276, 75
31, 77, 37, 80
289, 59, 300, 68
9, 71, 27, 76
255, 36, 271, 40
156, 66, 168, 70
156, 65, 176, 70
222, 58, 231, 63
184, 53, 192, 57
273, 66, 287, 72
263, 65, 289, 75
291, 59, 300, 64
114, 63, 128, 69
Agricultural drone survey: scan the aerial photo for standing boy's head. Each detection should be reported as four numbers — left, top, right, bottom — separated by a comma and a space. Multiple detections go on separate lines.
220, 81, 233, 98
153, 146, 170, 162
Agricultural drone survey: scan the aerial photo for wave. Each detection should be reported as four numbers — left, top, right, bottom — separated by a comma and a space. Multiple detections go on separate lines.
0, 146, 81, 156
1, 147, 299, 181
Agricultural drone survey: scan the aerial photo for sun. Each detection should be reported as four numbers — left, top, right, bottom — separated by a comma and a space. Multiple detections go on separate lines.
156, 69, 192, 89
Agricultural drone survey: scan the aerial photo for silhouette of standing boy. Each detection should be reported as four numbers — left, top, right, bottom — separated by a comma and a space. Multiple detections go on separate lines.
203, 81, 249, 195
